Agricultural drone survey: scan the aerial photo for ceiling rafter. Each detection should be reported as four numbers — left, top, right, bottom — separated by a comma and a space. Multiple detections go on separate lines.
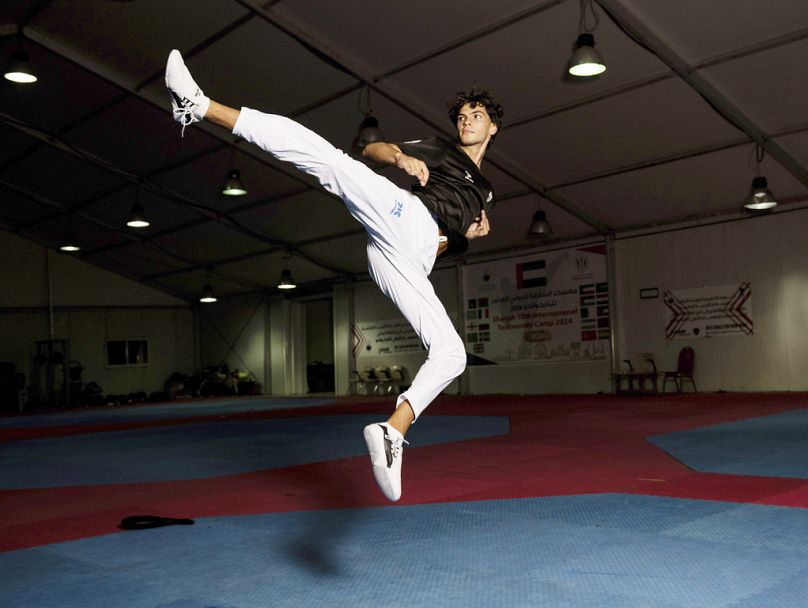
0, 181, 199, 301
373, 0, 566, 81
11, 22, 381, 280
142, 227, 365, 282
1, 103, 359, 278
690, 25, 808, 71
596, 0, 808, 188
13, 19, 322, 198
83, 184, 311, 258
507, 73, 672, 129
551, 138, 749, 189
0, 107, 353, 278
553, 120, 808, 190
0, 179, 266, 294
2, 1, 805, 302
507, 25, 808, 131
237, 0, 612, 234
15, 0, 611, 251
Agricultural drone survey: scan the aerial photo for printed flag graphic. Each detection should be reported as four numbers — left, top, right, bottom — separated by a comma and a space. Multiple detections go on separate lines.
516, 259, 546, 289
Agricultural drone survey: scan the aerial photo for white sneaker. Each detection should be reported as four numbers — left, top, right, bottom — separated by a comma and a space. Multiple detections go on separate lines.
363, 422, 408, 502
165, 49, 210, 136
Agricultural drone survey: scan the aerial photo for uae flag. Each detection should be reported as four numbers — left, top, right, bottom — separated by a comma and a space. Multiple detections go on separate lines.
516, 259, 546, 289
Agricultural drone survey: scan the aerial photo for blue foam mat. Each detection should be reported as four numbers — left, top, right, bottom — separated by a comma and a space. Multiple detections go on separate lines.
0, 398, 334, 428
0, 415, 510, 489
2, 495, 807, 608
649, 407, 808, 478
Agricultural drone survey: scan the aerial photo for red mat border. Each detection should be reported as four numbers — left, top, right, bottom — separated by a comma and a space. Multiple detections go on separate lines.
2, 393, 807, 552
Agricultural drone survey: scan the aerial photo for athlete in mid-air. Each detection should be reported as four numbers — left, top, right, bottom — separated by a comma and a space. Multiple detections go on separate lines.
165, 49, 503, 501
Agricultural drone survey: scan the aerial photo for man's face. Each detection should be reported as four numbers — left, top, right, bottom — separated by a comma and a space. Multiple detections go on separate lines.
456, 102, 497, 146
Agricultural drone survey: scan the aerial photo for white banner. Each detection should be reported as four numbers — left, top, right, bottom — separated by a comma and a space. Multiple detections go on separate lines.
664, 283, 753, 340
462, 246, 610, 364
353, 319, 423, 358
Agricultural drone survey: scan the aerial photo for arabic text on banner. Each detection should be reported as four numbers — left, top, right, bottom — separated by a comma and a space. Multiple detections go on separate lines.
463, 246, 610, 364
664, 283, 753, 340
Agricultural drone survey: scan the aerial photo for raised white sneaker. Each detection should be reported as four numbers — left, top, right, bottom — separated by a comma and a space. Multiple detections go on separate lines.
363, 422, 408, 502
165, 49, 210, 136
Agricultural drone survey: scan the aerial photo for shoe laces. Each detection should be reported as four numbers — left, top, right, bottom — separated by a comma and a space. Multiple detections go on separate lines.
384, 429, 409, 459
173, 104, 198, 138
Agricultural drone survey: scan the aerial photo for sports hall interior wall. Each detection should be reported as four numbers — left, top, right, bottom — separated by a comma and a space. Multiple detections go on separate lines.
198, 296, 269, 392
3, 204, 807, 402
615, 206, 808, 392
266, 207, 807, 397
0, 230, 195, 401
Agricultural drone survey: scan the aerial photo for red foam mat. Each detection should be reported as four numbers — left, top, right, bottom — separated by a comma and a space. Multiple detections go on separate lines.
2, 393, 807, 552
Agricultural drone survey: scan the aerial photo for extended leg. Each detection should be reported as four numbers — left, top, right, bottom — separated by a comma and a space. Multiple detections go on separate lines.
205, 100, 241, 131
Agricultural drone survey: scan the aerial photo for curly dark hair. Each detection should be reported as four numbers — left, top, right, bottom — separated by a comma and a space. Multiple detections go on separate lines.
447, 88, 504, 144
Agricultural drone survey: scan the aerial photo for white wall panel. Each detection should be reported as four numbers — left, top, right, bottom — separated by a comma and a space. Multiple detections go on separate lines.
615, 208, 808, 391
0, 230, 194, 400
198, 297, 267, 390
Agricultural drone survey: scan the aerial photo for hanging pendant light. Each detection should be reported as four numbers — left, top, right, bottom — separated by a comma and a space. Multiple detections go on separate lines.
568, 0, 606, 77
126, 188, 150, 227
743, 144, 778, 211
568, 33, 606, 77
352, 86, 384, 154
277, 268, 296, 290
221, 169, 247, 196
126, 203, 150, 228
199, 284, 217, 303
354, 115, 384, 150
59, 231, 80, 252
529, 210, 553, 237
4, 50, 37, 84
744, 176, 777, 211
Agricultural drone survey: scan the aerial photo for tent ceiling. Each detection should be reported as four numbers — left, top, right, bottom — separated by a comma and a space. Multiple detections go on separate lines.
1, 0, 807, 302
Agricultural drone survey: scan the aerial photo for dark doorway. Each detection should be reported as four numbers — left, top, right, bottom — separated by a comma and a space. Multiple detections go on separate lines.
305, 298, 334, 393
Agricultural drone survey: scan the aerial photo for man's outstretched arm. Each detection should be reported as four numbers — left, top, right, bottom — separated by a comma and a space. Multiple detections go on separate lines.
363, 142, 430, 187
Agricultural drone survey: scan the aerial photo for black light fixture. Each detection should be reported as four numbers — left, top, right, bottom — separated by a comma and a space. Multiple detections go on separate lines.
744, 177, 777, 211
4, 49, 37, 84
743, 144, 778, 211
199, 284, 217, 303
355, 115, 383, 150
59, 231, 80, 252
353, 86, 384, 153
529, 210, 553, 237
199, 266, 218, 303
221, 144, 247, 196
529, 194, 553, 237
221, 169, 247, 196
568, 0, 606, 77
126, 203, 150, 228
277, 268, 296, 290
126, 187, 150, 228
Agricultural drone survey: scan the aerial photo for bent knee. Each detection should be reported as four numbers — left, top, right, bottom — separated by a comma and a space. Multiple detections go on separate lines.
444, 340, 467, 378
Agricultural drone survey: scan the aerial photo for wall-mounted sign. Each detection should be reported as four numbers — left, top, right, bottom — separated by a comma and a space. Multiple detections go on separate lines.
462, 245, 610, 364
664, 282, 753, 340
353, 320, 423, 358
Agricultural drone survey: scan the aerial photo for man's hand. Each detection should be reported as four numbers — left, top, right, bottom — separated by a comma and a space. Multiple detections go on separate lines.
465, 210, 490, 240
395, 152, 429, 187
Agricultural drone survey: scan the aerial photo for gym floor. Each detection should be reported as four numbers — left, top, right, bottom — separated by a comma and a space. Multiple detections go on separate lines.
1, 393, 807, 607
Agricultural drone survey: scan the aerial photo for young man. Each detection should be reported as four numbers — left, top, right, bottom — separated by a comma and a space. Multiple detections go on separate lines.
165, 49, 503, 502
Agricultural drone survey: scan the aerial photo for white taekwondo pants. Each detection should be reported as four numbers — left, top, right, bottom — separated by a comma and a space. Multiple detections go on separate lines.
233, 108, 466, 420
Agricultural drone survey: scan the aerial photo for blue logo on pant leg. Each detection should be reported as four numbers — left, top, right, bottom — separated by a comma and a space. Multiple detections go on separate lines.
390, 200, 403, 218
